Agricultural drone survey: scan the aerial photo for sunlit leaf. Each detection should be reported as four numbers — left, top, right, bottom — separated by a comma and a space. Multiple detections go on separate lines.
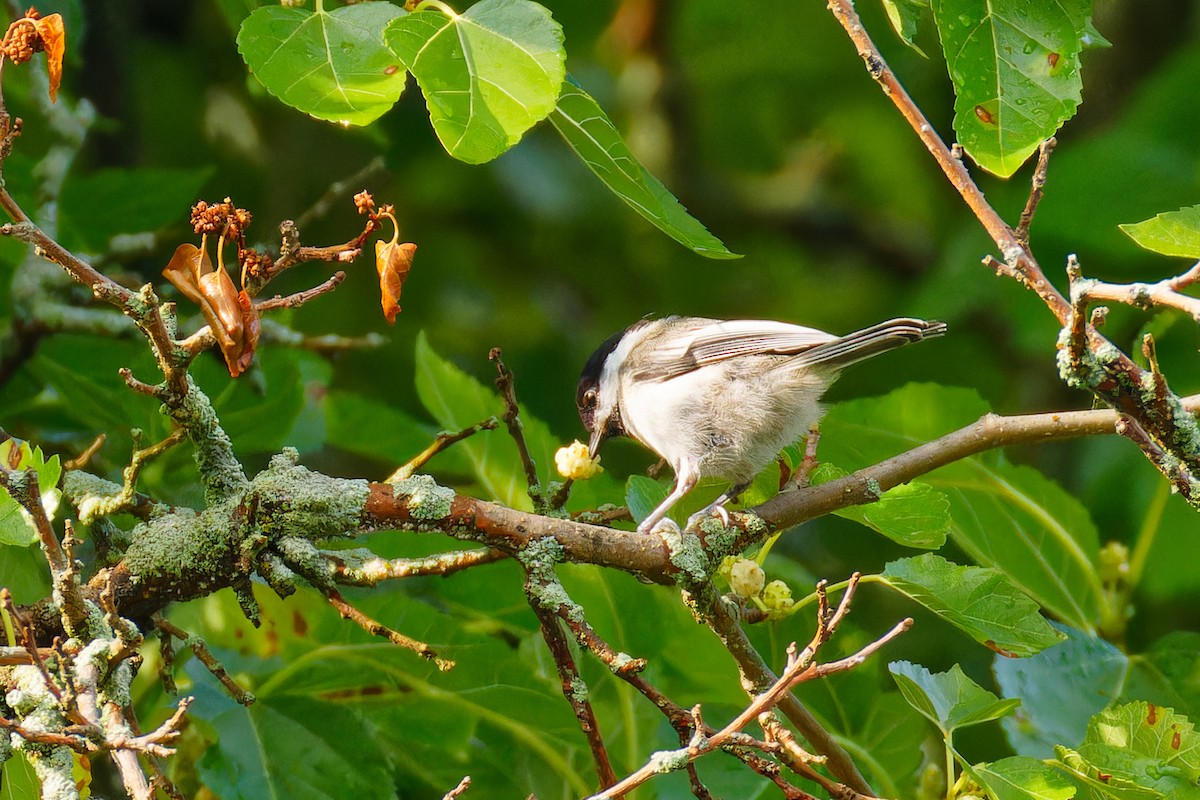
812, 463, 949, 549
385, 0, 566, 164
237, 2, 407, 126
890, 660, 1021, 736
1119, 205, 1200, 258
931, 0, 1092, 176
883, 554, 1063, 657
970, 756, 1077, 800
882, 0, 928, 56
1057, 702, 1200, 799
549, 80, 740, 259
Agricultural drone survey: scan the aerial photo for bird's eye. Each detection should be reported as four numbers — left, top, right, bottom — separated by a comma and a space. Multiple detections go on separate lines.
583, 388, 598, 407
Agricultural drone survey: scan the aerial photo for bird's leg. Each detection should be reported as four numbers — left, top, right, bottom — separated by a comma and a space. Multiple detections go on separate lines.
637, 469, 697, 534
687, 481, 750, 530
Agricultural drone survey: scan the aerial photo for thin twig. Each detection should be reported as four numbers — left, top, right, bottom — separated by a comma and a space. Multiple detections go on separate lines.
441, 776, 472, 800
525, 571, 618, 789
595, 580, 903, 799
387, 417, 499, 483
323, 587, 454, 671
293, 156, 386, 231
1016, 138, 1056, 246
329, 546, 508, 585
154, 615, 256, 705
490, 348, 540, 491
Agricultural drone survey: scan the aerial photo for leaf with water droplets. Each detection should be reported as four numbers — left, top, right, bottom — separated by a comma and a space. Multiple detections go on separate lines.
931, 0, 1095, 177
238, 2, 407, 126
385, 0, 566, 164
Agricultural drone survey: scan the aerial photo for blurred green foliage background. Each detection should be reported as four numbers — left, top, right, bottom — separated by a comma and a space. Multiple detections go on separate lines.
4, 0, 1200, 797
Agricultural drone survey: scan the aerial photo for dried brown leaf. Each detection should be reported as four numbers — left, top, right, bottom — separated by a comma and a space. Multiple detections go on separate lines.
34, 14, 63, 102
376, 239, 416, 325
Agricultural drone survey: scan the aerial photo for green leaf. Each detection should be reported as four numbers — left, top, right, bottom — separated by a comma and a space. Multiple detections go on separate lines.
196, 693, 398, 800
811, 463, 949, 549
994, 623, 1128, 758
822, 384, 1104, 632
1119, 206, 1200, 258
324, 390, 471, 476
971, 756, 1077, 800
1127, 633, 1200, 723
889, 660, 1021, 736
931, 0, 1091, 176
1057, 702, 1200, 799
882, 0, 929, 56
0, 544, 52, 604
549, 80, 740, 259
883, 554, 1063, 657
625, 474, 668, 525
0, 440, 62, 547
59, 167, 213, 253
237, 1, 407, 126
0, 751, 40, 800
385, 0, 566, 164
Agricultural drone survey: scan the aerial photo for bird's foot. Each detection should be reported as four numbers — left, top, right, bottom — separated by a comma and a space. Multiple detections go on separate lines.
687, 503, 731, 531
638, 517, 681, 536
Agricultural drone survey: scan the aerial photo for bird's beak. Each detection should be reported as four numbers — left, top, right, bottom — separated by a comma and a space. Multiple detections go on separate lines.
588, 427, 607, 460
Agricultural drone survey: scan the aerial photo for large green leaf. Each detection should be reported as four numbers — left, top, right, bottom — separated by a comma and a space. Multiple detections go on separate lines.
324, 390, 471, 476
890, 661, 1021, 736
385, 0, 566, 164
58, 167, 212, 252
970, 756, 1077, 800
196, 691, 398, 800
237, 1, 407, 126
549, 81, 740, 259
1119, 206, 1200, 259
812, 463, 949, 549
1057, 702, 1200, 799
0, 751, 39, 800
1126, 633, 1200, 723
821, 384, 1104, 632
994, 623, 1128, 758
883, 554, 1063, 657
931, 0, 1092, 176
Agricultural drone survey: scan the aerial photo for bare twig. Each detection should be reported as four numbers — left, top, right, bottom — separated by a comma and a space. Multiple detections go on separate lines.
525, 571, 618, 789
1016, 138, 1056, 246
594, 579, 904, 799
387, 417, 499, 483
323, 587, 454, 671
490, 348, 540, 492
255, 271, 347, 312
293, 156, 386, 231
329, 546, 508, 585
441, 776, 472, 800
154, 615, 256, 705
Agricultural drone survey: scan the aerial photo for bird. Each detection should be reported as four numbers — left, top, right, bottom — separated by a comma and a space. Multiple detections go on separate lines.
576, 316, 946, 533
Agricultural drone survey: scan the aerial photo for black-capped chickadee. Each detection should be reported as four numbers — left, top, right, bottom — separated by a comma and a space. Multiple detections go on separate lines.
577, 316, 946, 533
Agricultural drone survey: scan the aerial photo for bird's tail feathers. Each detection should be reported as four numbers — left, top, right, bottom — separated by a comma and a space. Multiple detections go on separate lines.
786, 318, 946, 370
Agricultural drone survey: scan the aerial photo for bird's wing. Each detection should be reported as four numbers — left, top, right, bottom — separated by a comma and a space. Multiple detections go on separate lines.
633, 319, 837, 381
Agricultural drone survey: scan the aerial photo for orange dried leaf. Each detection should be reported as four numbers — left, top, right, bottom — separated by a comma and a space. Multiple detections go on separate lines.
235, 290, 261, 376
161, 243, 210, 305
33, 13, 63, 102
376, 239, 416, 325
